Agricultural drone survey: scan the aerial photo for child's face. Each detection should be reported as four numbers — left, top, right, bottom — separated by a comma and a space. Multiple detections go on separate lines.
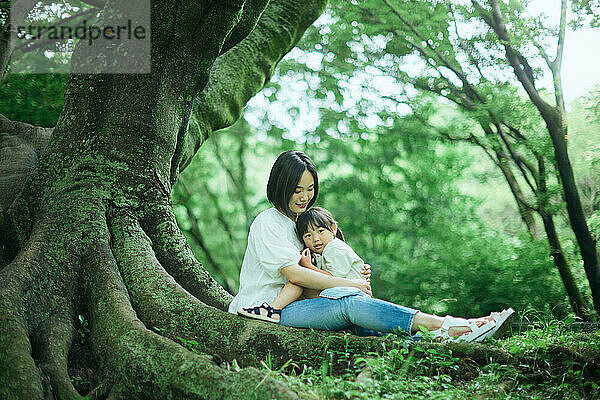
302, 223, 337, 254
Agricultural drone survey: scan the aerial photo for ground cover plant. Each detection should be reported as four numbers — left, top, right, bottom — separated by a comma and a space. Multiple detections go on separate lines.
244, 315, 600, 400
64, 316, 600, 399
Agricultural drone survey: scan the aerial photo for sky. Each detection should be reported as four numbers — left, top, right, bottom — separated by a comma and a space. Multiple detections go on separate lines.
529, 0, 600, 102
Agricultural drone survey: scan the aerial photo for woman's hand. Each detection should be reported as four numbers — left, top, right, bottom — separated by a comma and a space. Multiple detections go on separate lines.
352, 279, 372, 297
361, 263, 372, 283
299, 248, 312, 268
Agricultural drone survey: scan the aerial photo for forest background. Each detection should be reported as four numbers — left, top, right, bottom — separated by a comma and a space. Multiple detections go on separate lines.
173, 0, 600, 321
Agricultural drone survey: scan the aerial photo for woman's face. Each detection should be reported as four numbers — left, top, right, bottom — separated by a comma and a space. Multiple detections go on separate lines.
289, 170, 315, 215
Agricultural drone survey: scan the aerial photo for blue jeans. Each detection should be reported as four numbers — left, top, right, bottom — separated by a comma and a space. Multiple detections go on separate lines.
279, 287, 418, 335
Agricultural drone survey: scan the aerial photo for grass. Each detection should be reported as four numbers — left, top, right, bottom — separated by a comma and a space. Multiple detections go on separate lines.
159, 315, 600, 399
252, 321, 600, 400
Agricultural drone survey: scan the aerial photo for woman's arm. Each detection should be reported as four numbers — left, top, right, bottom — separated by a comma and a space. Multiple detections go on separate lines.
281, 264, 371, 296
302, 264, 333, 276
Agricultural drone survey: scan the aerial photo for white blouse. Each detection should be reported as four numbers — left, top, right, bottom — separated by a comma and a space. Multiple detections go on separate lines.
314, 238, 364, 281
228, 207, 303, 313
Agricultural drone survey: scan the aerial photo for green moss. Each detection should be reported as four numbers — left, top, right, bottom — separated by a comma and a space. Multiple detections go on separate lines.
243, 327, 600, 400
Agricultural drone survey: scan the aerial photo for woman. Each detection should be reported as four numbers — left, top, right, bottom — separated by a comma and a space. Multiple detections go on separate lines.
229, 151, 514, 342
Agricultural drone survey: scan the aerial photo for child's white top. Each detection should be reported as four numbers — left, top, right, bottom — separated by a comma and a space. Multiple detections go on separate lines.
228, 207, 303, 313
313, 238, 364, 281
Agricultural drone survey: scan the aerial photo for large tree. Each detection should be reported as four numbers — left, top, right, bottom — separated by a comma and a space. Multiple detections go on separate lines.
0, 1, 401, 398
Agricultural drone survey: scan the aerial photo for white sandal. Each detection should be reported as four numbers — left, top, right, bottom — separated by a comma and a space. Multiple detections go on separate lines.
431, 316, 496, 343
477, 308, 516, 341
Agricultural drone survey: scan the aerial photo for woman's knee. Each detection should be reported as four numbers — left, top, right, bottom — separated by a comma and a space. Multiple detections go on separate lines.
341, 293, 369, 304
338, 293, 370, 313
280, 298, 350, 330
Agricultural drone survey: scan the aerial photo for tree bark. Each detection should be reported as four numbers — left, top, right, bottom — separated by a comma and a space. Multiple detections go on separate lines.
474, 0, 600, 315
540, 211, 590, 319
0, 0, 336, 398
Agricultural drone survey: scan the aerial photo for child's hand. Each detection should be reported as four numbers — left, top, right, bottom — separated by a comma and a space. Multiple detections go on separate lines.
361, 263, 372, 282
300, 248, 312, 267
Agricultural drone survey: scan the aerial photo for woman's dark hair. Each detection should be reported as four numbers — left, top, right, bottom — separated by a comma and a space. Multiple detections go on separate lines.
295, 207, 345, 244
267, 151, 318, 219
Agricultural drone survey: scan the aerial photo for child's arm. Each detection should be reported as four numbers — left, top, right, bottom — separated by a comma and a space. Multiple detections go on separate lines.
299, 249, 331, 298
299, 248, 333, 276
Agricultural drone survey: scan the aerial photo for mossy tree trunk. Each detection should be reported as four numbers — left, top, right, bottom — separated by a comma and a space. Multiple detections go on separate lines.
0, 0, 394, 398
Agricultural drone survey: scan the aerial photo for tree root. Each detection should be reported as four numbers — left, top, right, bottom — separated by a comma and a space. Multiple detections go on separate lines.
0, 133, 37, 215
141, 200, 232, 311
33, 307, 84, 400
0, 311, 45, 399
0, 113, 52, 155
548, 342, 600, 366
0, 115, 53, 260
418, 342, 518, 366
0, 223, 85, 399
111, 207, 389, 369
0, 223, 80, 399
84, 221, 299, 399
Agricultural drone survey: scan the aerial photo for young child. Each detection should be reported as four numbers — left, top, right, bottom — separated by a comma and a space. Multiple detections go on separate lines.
296, 207, 365, 281
293, 208, 514, 342
238, 207, 366, 323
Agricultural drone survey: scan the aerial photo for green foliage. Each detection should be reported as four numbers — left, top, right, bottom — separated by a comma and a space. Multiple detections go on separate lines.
0, 73, 67, 126
502, 313, 600, 355
77, 314, 90, 344
246, 321, 600, 400
174, 336, 202, 354
310, 123, 569, 317
571, 0, 600, 27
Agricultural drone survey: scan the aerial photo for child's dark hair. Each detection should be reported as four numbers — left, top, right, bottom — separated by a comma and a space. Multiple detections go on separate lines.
267, 151, 319, 219
295, 207, 345, 243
